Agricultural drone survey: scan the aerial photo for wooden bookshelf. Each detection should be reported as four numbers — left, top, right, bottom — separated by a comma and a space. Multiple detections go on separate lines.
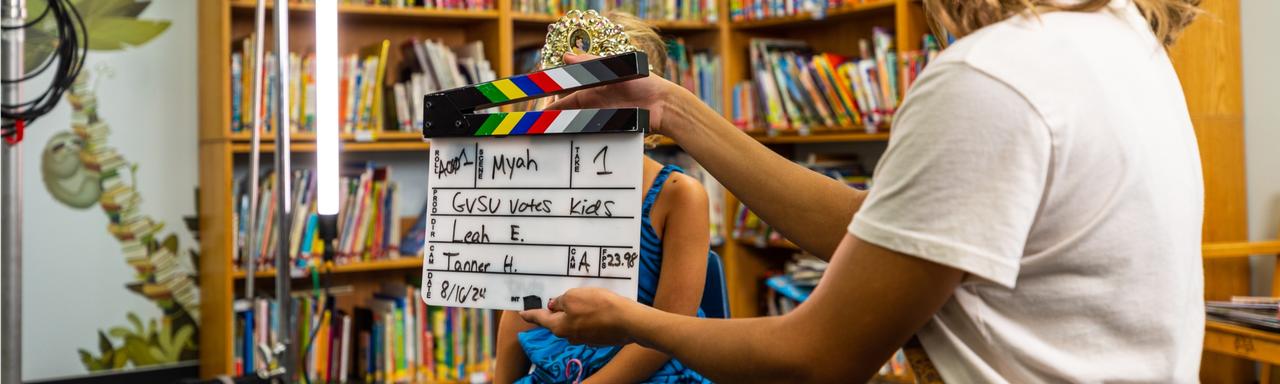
714, 0, 922, 322
197, 0, 512, 378
232, 257, 424, 279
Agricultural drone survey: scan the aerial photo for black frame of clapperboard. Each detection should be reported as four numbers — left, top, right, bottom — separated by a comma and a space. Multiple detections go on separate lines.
420, 52, 650, 138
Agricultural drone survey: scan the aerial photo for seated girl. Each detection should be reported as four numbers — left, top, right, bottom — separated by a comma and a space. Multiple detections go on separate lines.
495, 12, 714, 384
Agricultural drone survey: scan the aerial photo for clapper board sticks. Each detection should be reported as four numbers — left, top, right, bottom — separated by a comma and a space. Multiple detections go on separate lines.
421, 52, 650, 138
420, 52, 650, 311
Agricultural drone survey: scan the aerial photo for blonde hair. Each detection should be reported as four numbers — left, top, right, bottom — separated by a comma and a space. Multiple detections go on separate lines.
607, 11, 669, 147
923, 0, 1201, 47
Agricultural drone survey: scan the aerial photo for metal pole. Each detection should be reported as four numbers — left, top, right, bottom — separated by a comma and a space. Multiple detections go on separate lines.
244, 0, 267, 305
1, 0, 24, 382
271, 0, 294, 379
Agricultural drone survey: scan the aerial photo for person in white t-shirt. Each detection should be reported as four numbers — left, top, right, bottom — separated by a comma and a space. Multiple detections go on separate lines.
519, 0, 1206, 381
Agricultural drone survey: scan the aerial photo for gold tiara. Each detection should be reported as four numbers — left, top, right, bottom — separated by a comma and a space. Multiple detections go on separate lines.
541, 10, 640, 69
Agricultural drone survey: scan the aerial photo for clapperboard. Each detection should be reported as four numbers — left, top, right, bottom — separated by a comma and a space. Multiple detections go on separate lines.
420, 52, 649, 311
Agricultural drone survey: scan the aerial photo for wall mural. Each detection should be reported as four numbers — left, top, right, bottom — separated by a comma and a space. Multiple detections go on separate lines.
29, 0, 199, 372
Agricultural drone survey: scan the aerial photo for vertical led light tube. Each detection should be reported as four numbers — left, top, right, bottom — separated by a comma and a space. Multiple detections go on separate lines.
314, 0, 339, 215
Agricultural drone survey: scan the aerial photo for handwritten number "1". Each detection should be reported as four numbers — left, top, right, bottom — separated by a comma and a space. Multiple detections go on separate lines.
593, 146, 612, 175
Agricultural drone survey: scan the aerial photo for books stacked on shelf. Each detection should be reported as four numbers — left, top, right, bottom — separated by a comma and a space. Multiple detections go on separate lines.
233, 284, 497, 382
763, 254, 824, 315
288, 0, 495, 11
645, 150, 727, 247
735, 159, 870, 247
1207, 297, 1280, 332
230, 36, 394, 134
235, 163, 410, 274
761, 254, 910, 377
513, 0, 717, 22
666, 38, 723, 114
393, 40, 496, 132
732, 30, 941, 134
729, 0, 881, 21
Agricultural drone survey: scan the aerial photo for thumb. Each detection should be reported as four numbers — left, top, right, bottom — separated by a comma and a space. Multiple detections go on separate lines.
519, 308, 560, 327
563, 52, 600, 64
544, 90, 585, 111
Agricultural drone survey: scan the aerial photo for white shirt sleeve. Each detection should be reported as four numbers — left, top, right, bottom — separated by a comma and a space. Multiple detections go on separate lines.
848, 62, 1051, 288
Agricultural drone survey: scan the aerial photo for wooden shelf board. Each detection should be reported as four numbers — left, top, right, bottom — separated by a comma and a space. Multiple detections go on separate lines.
227, 131, 429, 153
1205, 320, 1280, 365
511, 12, 717, 32
1203, 240, 1280, 259
229, 1, 499, 22
511, 12, 559, 24
730, 1, 897, 29
231, 141, 429, 153
227, 131, 425, 142
234, 257, 424, 279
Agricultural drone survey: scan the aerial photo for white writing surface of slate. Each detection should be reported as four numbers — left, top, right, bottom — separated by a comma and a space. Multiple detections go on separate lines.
421, 133, 644, 310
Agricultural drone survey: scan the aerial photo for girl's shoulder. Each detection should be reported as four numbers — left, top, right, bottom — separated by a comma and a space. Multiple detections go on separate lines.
652, 170, 709, 215
660, 170, 706, 197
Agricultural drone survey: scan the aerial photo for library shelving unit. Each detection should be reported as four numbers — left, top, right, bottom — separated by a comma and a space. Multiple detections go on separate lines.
196, 0, 928, 379
197, 0, 510, 378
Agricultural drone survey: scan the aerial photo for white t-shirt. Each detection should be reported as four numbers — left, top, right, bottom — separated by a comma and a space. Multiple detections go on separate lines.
847, 1, 1204, 382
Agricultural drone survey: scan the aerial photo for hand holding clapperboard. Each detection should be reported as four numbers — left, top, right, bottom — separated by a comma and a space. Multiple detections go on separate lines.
420, 50, 650, 311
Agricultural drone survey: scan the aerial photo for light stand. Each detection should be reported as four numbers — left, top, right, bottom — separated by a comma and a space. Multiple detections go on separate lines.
270, 0, 295, 379
244, 0, 267, 314
245, 0, 296, 380
248, 1, 338, 381
1, 0, 24, 382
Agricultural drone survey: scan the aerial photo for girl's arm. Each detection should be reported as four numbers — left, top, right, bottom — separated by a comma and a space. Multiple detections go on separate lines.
495, 310, 535, 384
584, 173, 711, 384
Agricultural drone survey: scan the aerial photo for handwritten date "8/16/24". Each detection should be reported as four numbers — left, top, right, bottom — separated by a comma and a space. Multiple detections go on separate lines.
439, 280, 487, 304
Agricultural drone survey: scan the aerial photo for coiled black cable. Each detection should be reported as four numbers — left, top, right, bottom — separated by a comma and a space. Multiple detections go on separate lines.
2, 0, 87, 136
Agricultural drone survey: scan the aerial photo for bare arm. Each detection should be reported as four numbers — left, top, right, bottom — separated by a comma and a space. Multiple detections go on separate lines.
584, 174, 710, 383
548, 54, 866, 259
522, 233, 963, 383
661, 88, 867, 259
495, 310, 534, 384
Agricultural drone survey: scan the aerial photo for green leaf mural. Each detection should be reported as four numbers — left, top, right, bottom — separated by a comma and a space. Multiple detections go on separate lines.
29, 0, 198, 373
23, 0, 170, 72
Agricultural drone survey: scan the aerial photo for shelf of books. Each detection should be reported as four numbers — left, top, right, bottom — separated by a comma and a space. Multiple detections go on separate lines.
229, 0, 501, 21
511, 0, 718, 25
199, 0, 934, 381
729, 0, 898, 29
200, 0, 509, 379
512, 12, 718, 31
